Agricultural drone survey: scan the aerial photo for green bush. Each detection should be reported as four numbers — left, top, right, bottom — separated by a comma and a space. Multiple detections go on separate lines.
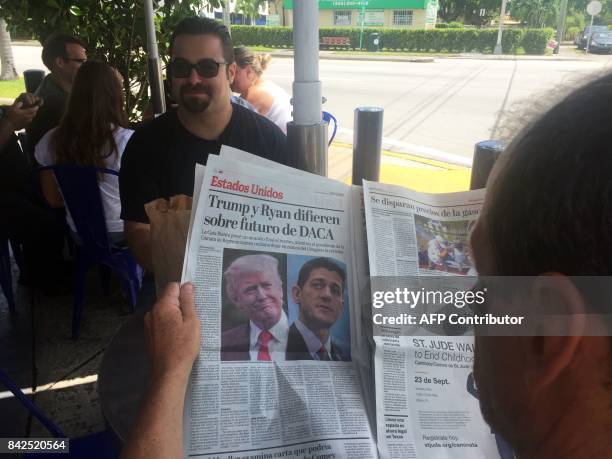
501, 29, 524, 54
231, 25, 293, 48
521, 28, 554, 55
230, 26, 554, 55
436, 22, 464, 29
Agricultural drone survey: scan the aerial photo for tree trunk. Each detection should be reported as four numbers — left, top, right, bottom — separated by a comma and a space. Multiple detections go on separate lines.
0, 18, 19, 81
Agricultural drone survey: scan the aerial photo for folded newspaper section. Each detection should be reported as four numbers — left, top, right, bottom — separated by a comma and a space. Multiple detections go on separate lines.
362, 181, 503, 459
182, 151, 378, 458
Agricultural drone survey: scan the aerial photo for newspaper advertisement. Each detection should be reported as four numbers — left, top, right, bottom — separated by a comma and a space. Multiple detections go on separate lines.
362, 181, 505, 458
182, 154, 377, 458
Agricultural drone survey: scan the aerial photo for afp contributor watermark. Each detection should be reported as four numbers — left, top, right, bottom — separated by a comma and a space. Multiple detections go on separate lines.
368, 276, 612, 337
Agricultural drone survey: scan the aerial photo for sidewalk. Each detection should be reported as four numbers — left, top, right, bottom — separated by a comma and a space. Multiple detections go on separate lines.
329, 141, 471, 192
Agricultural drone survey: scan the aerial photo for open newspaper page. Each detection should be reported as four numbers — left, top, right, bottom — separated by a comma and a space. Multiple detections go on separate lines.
221, 146, 378, 430
362, 181, 503, 458
181, 154, 378, 458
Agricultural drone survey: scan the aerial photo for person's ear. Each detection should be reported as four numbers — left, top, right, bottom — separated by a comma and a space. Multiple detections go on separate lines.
54, 56, 65, 70
227, 62, 236, 83
291, 285, 301, 304
523, 273, 586, 392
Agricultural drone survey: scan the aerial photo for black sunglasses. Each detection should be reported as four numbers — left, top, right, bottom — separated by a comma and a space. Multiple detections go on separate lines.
170, 58, 227, 78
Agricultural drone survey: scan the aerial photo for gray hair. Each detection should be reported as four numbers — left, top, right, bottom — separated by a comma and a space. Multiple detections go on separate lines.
224, 254, 281, 302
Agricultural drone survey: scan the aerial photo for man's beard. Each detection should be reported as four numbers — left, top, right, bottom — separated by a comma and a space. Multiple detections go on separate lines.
179, 83, 212, 113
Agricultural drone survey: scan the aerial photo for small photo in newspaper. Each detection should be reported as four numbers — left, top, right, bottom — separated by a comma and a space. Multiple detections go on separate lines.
220, 248, 288, 362
287, 254, 351, 362
415, 215, 477, 275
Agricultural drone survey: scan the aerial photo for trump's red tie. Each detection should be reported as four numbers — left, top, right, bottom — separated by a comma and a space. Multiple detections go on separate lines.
257, 330, 273, 361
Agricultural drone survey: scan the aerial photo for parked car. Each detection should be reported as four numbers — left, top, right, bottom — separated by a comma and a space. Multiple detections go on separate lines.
575, 25, 609, 50
587, 31, 612, 53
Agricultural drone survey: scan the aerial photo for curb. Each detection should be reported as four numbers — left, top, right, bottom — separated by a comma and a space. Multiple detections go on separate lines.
11, 40, 40, 46
269, 50, 599, 63
332, 141, 470, 170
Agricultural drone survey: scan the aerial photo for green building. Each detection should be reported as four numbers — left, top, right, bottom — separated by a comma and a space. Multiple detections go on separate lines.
282, 0, 438, 29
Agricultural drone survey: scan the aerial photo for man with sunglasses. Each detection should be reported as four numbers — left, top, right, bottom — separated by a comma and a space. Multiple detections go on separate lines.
26, 32, 87, 158
120, 17, 287, 272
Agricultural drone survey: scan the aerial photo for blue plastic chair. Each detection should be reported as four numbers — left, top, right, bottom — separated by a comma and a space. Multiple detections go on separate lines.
0, 238, 16, 313
322, 111, 338, 146
0, 368, 66, 437
37, 165, 144, 339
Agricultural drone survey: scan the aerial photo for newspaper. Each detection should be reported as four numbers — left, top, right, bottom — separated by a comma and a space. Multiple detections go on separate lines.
180, 148, 506, 458
362, 181, 504, 459
182, 153, 378, 458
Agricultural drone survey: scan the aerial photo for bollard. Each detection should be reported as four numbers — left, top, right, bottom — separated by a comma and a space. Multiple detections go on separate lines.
352, 107, 383, 185
470, 140, 505, 190
23, 69, 45, 94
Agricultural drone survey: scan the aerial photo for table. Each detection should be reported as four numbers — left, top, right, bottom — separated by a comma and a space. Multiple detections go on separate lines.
98, 311, 149, 443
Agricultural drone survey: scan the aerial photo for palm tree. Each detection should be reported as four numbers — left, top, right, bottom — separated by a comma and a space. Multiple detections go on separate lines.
236, 0, 266, 25
0, 18, 18, 81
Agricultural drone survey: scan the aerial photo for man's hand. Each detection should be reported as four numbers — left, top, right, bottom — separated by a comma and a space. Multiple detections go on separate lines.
4, 93, 43, 131
144, 282, 201, 381
122, 282, 200, 459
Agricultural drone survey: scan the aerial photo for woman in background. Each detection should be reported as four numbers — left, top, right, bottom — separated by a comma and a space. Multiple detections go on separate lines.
35, 60, 133, 245
231, 46, 292, 134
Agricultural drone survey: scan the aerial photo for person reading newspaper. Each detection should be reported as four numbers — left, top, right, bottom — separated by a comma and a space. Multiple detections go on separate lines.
122, 72, 612, 458
467, 73, 612, 458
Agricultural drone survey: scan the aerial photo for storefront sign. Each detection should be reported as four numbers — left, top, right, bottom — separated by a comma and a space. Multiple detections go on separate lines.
285, 0, 428, 9
359, 9, 385, 25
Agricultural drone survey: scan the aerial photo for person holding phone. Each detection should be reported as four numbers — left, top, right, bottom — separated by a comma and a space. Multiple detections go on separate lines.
1, 94, 70, 295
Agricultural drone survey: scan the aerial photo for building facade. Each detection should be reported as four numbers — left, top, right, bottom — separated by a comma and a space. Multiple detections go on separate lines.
283, 0, 438, 29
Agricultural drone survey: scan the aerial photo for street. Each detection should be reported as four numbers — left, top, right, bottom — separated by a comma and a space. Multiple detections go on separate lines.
266, 55, 612, 163
12, 44, 612, 163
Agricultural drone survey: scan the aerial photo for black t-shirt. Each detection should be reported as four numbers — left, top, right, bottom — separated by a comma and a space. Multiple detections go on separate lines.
26, 75, 68, 159
120, 103, 288, 223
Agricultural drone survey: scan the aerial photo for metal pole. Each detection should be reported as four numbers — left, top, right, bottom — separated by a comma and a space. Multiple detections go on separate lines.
287, 0, 328, 175
222, 1, 231, 34
586, 13, 595, 54
352, 107, 383, 185
144, 0, 166, 115
359, 6, 366, 50
493, 0, 508, 55
554, 0, 569, 54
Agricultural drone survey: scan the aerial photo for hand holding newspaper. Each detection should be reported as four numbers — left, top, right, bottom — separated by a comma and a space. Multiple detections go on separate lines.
179, 146, 508, 459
